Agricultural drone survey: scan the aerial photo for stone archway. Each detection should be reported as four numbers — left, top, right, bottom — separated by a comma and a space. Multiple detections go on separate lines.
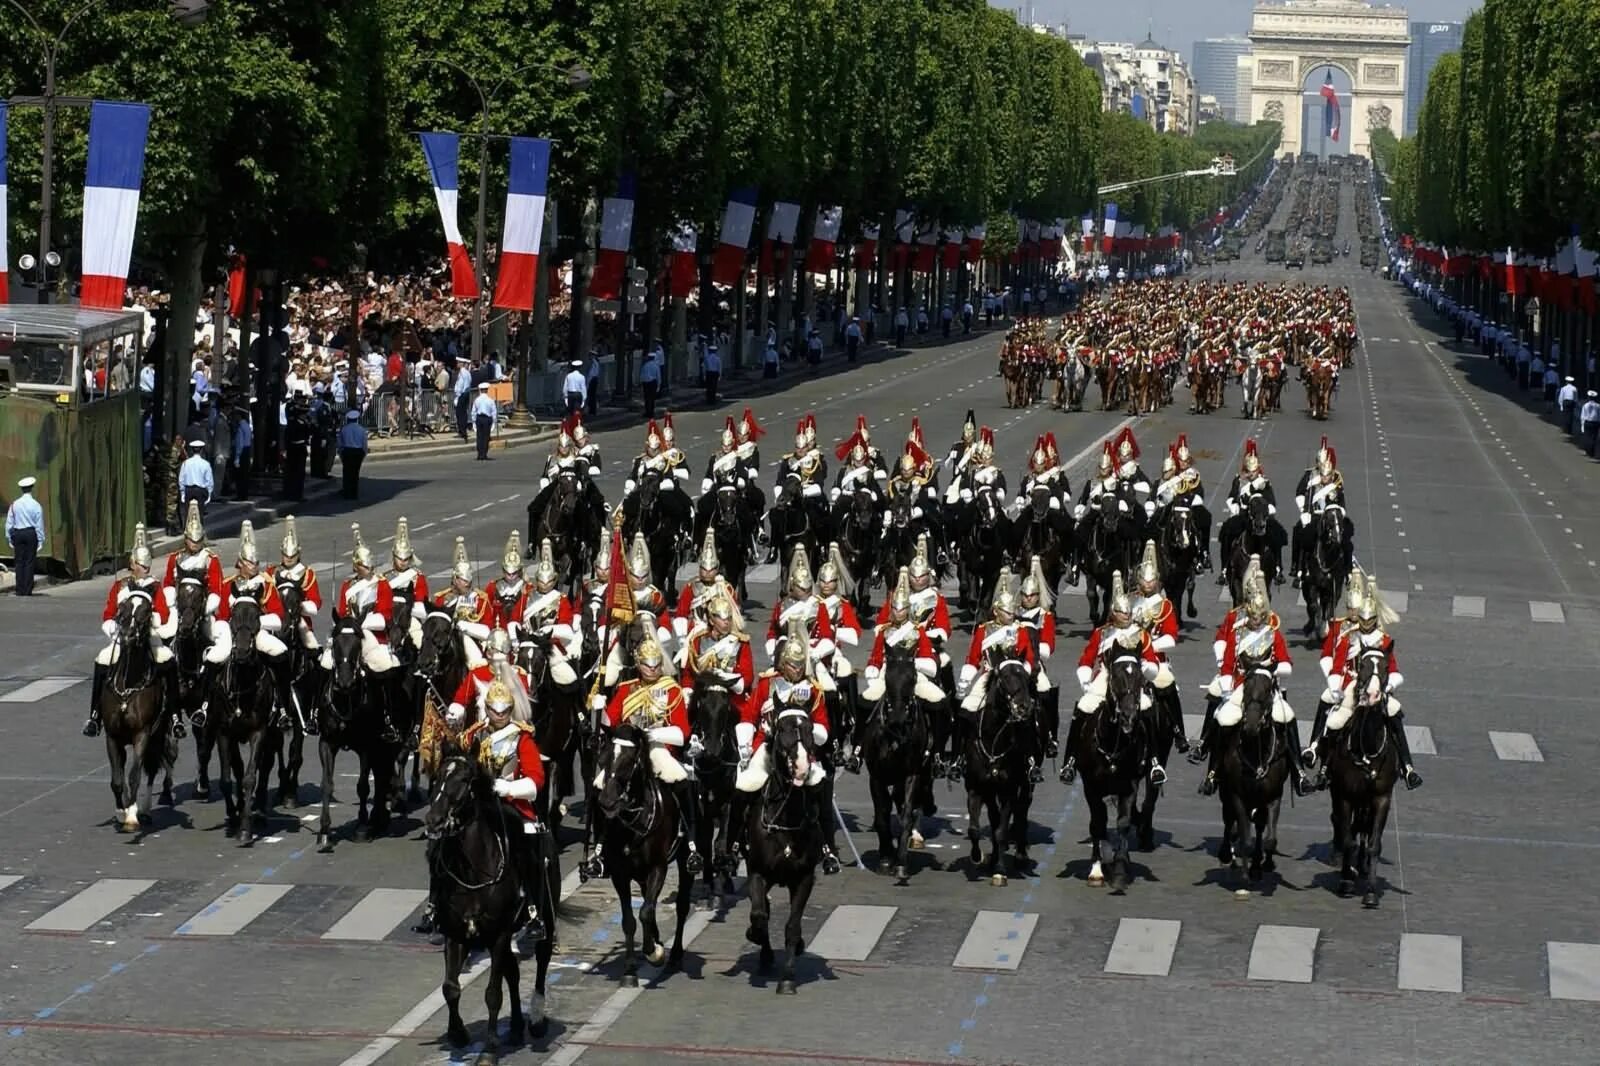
1246, 0, 1409, 159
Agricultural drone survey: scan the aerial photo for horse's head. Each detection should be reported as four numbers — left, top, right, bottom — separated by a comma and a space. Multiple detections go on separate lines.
552, 471, 581, 521
599, 720, 649, 814
881, 644, 927, 726
517, 631, 551, 685
278, 582, 303, 627
415, 611, 458, 678
889, 491, 914, 530
424, 737, 487, 840
635, 474, 661, 516
1237, 652, 1276, 736
851, 486, 878, 525
1103, 650, 1144, 733
1097, 489, 1127, 536
1247, 493, 1270, 537
115, 592, 154, 645
1314, 505, 1343, 552
992, 660, 1035, 724
1165, 506, 1196, 552
1353, 644, 1388, 708
715, 483, 741, 525
175, 578, 207, 633
767, 708, 816, 790
328, 615, 366, 691
776, 473, 801, 509
1028, 483, 1052, 519
228, 599, 262, 663
689, 681, 738, 761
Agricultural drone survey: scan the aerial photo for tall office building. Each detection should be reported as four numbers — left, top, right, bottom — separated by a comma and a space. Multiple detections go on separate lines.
1406, 20, 1463, 135
1192, 37, 1252, 122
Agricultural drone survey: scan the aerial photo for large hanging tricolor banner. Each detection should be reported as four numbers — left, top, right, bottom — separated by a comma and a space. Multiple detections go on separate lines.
965, 223, 986, 263
759, 200, 800, 276
0, 103, 8, 304
418, 132, 479, 300
712, 186, 758, 286
941, 227, 964, 271
855, 223, 879, 270
1101, 203, 1119, 254
913, 224, 938, 273
590, 172, 636, 302
668, 222, 698, 299
1321, 71, 1341, 143
491, 136, 550, 312
80, 101, 151, 310
805, 205, 842, 274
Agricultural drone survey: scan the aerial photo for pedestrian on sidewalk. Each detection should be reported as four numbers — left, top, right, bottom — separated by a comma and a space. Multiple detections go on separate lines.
1543, 364, 1560, 411
1558, 376, 1578, 433
178, 438, 214, 516
640, 345, 662, 417
338, 409, 370, 498
1531, 352, 1545, 397
5, 477, 44, 597
1582, 391, 1600, 456
961, 299, 973, 334
230, 405, 254, 501
563, 360, 587, 416
702, 342, 722, 405
916, 305, 929, 336
763, 336, 780, 379
940, 303, 953, 338
807, 329, 824, 368
471, 382, 498, 460
844, 317, 862, 363
283, 397, 311, 501
894, 307, 909, 348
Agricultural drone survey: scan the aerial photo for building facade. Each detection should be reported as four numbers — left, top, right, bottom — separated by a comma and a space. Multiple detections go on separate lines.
1193, 37, 1253, 122
1247, 0, 1410, 159
1071, 36, 1197, 135
1405, 20, 1463, 135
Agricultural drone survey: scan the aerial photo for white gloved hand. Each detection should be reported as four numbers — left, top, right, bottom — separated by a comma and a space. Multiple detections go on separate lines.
102, 619, 118, 638
492, 779, 513, 797
1300, 512, 1312, 526
687, 735, 706, 758
738, 742, 753, 761
1118, 499, 1129, 513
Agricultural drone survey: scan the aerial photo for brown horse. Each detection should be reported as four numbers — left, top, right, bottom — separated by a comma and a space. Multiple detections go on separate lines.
1305, 363, 1335, 420
101, 595, 177, 833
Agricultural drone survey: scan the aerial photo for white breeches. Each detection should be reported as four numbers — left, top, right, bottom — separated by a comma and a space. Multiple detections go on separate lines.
545, 650, 578, 686
1327, 687, 1401, 729
734, 743, 826, 793
1034, 664, 1054, 693
861, 671, 945, 704
294, 621, 320, 650
1215, 687, 1295, 726
408, 617, 424, 650
592, 743, 688, 790
961, 672, 990, 713
828, 653, 854, 679
1075, 672, 1154, 715
1151, 662, 1175, 690
461, 634, 486, 670
204, 625, 287, 664
318, 631, 399, 673
96, 634, 174, 667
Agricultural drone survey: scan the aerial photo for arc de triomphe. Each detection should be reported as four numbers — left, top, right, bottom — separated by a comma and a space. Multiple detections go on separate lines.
1247, 0, 1410, 159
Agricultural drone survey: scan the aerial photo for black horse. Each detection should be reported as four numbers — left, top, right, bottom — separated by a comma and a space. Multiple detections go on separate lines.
1009, 484, 1070, 592
531, 470, 600, 599
694, 483, 756, 602
962, 661, 1037, 887
315, 616, 401, 850
594, 721, 693, 986
858, 645, 934, 883
1070, 652, 1148, 893
1078, 492, 1142, 626
686, 678, 743, 906
954, 487, 1010, 616
877, 491, 933, 592
203, 599, 279, 846
1155, 504, 1203, 620
623, 476, 693, 599
100, 595, 177, 833
833, 488, 882, 616
767, 474, 827, 588
1212, 654, 1290, 891
425, 735, 560, 1058
518, 633, 583, 842
271, 580, 323, 809
412, 611, 470, 793
1324, 647, 1398, 907
170, 578, 216, 800
741, 711, 824, 994
1225, 494, 1280, 606
1301, 506, 1350, 640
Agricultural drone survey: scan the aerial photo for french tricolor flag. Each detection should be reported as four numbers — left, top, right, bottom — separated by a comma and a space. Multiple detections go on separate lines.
491, 136, 551, 312
418, 132, 479, 300
0, 103, 8, 304
805, 205, 842, 274
79, 102, 151, 310
590, 172, 636, 302
668, 222, 698, 299
1101, 202, 1119, 254
965, 223, 986, 264
711, 186, 757, 287
854, 223, 879, 271
759, 200, 800, 276
941, 227, 964, 271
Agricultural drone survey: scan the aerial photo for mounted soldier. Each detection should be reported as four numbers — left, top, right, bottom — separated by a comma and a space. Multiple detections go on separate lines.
1304, 576, 1423, 791
765, 545, 838, 692
1017, 556, 1059, 759
486, 530, 528, 632
1131, 541, 1189, 773
1062, 572, 1159, 785
814, 542, 862, 700
160, 498, 225, 646
205, 521, 296, 730
269, 516, 321, 657
698, 417, 746, 518
946, 425, 1004, 506
87, 523, 178, 738
775, 413, 828, 498
1154, 434, 1212, 571
459, 678, 548, 942
325, 524, 403, 740
830, 431, 887, 516
734, 407, 767, 519
447, 628, 529, 729
384, 517, 429, 654
942, 409, 979, 473
513, 539, 581, 696
1291, 436, 1353, 588
1109, 427, 1153, 520
622, 419, 668, 500
736, 620, 839, 874
957, 570, 1040, 781
1218, 439, 1286, 584
1016, 431, 1071, 515
596, 533, 676, 700
673, 530, 735, 645
1074, 440, 1120, 521
678, 591, 754, 707
571, 411, 602, 476
432, 537, 493, 669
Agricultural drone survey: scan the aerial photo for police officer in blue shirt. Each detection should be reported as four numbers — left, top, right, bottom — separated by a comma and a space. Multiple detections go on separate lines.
178, 439, 215, 514
5, 477, 45, 596
470, 382, 499, 460
338, 409, 370, 499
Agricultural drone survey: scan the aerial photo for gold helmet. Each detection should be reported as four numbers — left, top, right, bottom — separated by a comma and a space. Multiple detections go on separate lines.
786, 543, 813, 595
628, 532, 652, 580
890, 566, 912, 613
238, 520, 259, 566
991, 566, 1017, 621
778, 617, 809, 671
487, 627, 513, 660
698, 528, 720, 575
1343, 565, 1367, 620
1175, 433, 1192, 469
707, 593, 736, 623
1241, 553, 1263, 597
961, 409, 976, 442
183, 498, 205, 546
819, 541, 850, 595
501, 529, 523, 577
484, 678, 515, 715
130, 522, 152, 571
1109, 570, 1132, 621
1244, 565, 1271, 623
1096, 441, 1114, 479
1241, 438, 1261, 476
908, 532, 931, 583
451, 536, 472, 583
1020, 554, 1053, 612
898, 450, 917, 476
350, 523, 373, 570
1136, 540, 1160, 591
1358, 573, 1400, 629
720, 416, 737, 450
1315, 435, 1333, 477
532, 538, 559, 587
636, 635, 666, 670
393, 516, 415, 564
1160, 448, 1177, 480
280, 515, 301, 564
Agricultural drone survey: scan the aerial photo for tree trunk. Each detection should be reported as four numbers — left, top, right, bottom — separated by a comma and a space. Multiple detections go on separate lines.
162, 230, 207, 446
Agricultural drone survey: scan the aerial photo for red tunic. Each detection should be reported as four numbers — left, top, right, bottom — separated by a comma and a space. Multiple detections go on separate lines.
603, 678, 691, 751
767, 596, 836, 648
741, 672, 831, 752
678, 630, 754, 695
449, 663, 531, 713
1219, 622, 1292, 680
485, 578, 527, 631
1077, 626, 1161, 673
335, 577, 395, 641
1320, 619, 1346, 665
1018, 607, 1056, 658
217, 575, 285, 626
269, 564, 323, 616
162, 551, 224, 603
1136, 596, 1179, 652
1329, 632, 1399, 683
865, 622, 937, 672
875, 587, 952, 640
966, 623, 1037, 672
385, 569, 430, 612
103, 577, 171, 626
629, 586, 674, 631
432, 586, 492, 625
821, 596, 862, 645
462, 721, 544, 822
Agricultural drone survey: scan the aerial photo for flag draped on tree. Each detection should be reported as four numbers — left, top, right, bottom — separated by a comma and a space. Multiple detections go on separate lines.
590, 172, 636, 302
966, 223, 986, 263
759, 201, 800, 276
418, 132, 479, 300
668, 222, 698, 299
712, 187, 758, 286
805, 205, 842, 274
491, 137, 550, 312
1321, 71, 1341, 143
855, 223, 879, 270
1101, 203, 1118, 254
80, 101, 151, 310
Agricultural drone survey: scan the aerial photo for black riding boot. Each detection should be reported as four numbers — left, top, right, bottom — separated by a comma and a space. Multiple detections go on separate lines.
1389, 713, 1423, 790
1290, 526, 1305, 588
270, 659, 294, 731
1039, 687, 1061, 759
1304, 699, 1331, 789
674, 781, 703, 873
1159, 685, 1189, 754
163, 663, 186, 739
84, 661, 107, 737
818, 775, 841, 874
1188, 695, 1221, 763
507, 820, 548, 943
191, 662, 214, 729
412, 840, 441, 933
374, 673, 402, 744
1284, 719, 1313, 797
1059, 712, 1085, 783
1198, 725, 1227, 796
946, 705, 974, 782
580, 807, 607, 880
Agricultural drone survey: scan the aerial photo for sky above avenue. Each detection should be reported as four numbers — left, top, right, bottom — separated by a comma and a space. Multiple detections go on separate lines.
992, 0, 1484, 64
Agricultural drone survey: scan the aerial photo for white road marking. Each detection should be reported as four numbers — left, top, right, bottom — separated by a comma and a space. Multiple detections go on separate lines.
1247, 924, 1319, 983
0, 677, 86, 703
321, 888, 428, 942
1529, 600, 1566, 624
0, 875, 22, 894
1104, 917, 1181, 977
471, 502, 495, 512
26, 878, 157, 932
174, 883, 293, 936
1397, 932, 1463, 993
1548, 942, 1600, 1002
1488, 731, 1544, 763
1451, 595, 1485, 619
1404, 725, 1437, 756
953, 910, 1038, 971
809, 905, 898, 961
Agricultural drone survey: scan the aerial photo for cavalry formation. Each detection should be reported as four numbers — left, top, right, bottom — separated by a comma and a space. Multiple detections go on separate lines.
998, 280, 1357, 420
81, 395, 1421, 1048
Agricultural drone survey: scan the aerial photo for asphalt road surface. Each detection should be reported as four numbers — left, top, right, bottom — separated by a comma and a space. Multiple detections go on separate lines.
4, 215, 1599, 1065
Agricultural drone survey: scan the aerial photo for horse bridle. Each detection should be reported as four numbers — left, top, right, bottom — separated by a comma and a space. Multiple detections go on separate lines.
601, 734, 660, 837
972, 660, 1033, 767
429, 754, 508, 890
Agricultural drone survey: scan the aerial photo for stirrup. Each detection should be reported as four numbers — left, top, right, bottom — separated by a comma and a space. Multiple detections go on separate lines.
821, 847, 842, 875
1171, 730, 1190, 755
1197, 772, 1217, 796
170, 714, 187, 740
1043, 736, 1059, 759
1028, 759, 1044, 784
521, 907, 547, 943
685, 843, 704, 874
82, 717, 102, 738
1403, 767, 1423, 791
411, 900, 437, 935
1149, 763, 1166, 786
1058, 758, 1077, 784
190, 705, 208, 730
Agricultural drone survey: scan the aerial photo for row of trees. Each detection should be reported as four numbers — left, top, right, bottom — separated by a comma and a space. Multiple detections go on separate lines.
1381, 0, 1600, 254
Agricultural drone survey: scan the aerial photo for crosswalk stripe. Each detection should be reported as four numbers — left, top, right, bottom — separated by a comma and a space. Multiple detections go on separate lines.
321, 888, 427, 942
0, 875, 21, 895
1247, 924, 1319, 983
1398, 933, 1463, 993
808, 904, 897, 962
1452, 595, 1485, 619
1547, 942, 1600, 1002
952, 909, 1037, 971
1105, 917, 1181, 977
1529, 600, 1566, 624
0, 677, 86, 703
174, 883, 293, 936
1384, 590, 1409, 614
1488, 731, 1543, 763
25, 878, 156, 932
1404, 725, 1437, 756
